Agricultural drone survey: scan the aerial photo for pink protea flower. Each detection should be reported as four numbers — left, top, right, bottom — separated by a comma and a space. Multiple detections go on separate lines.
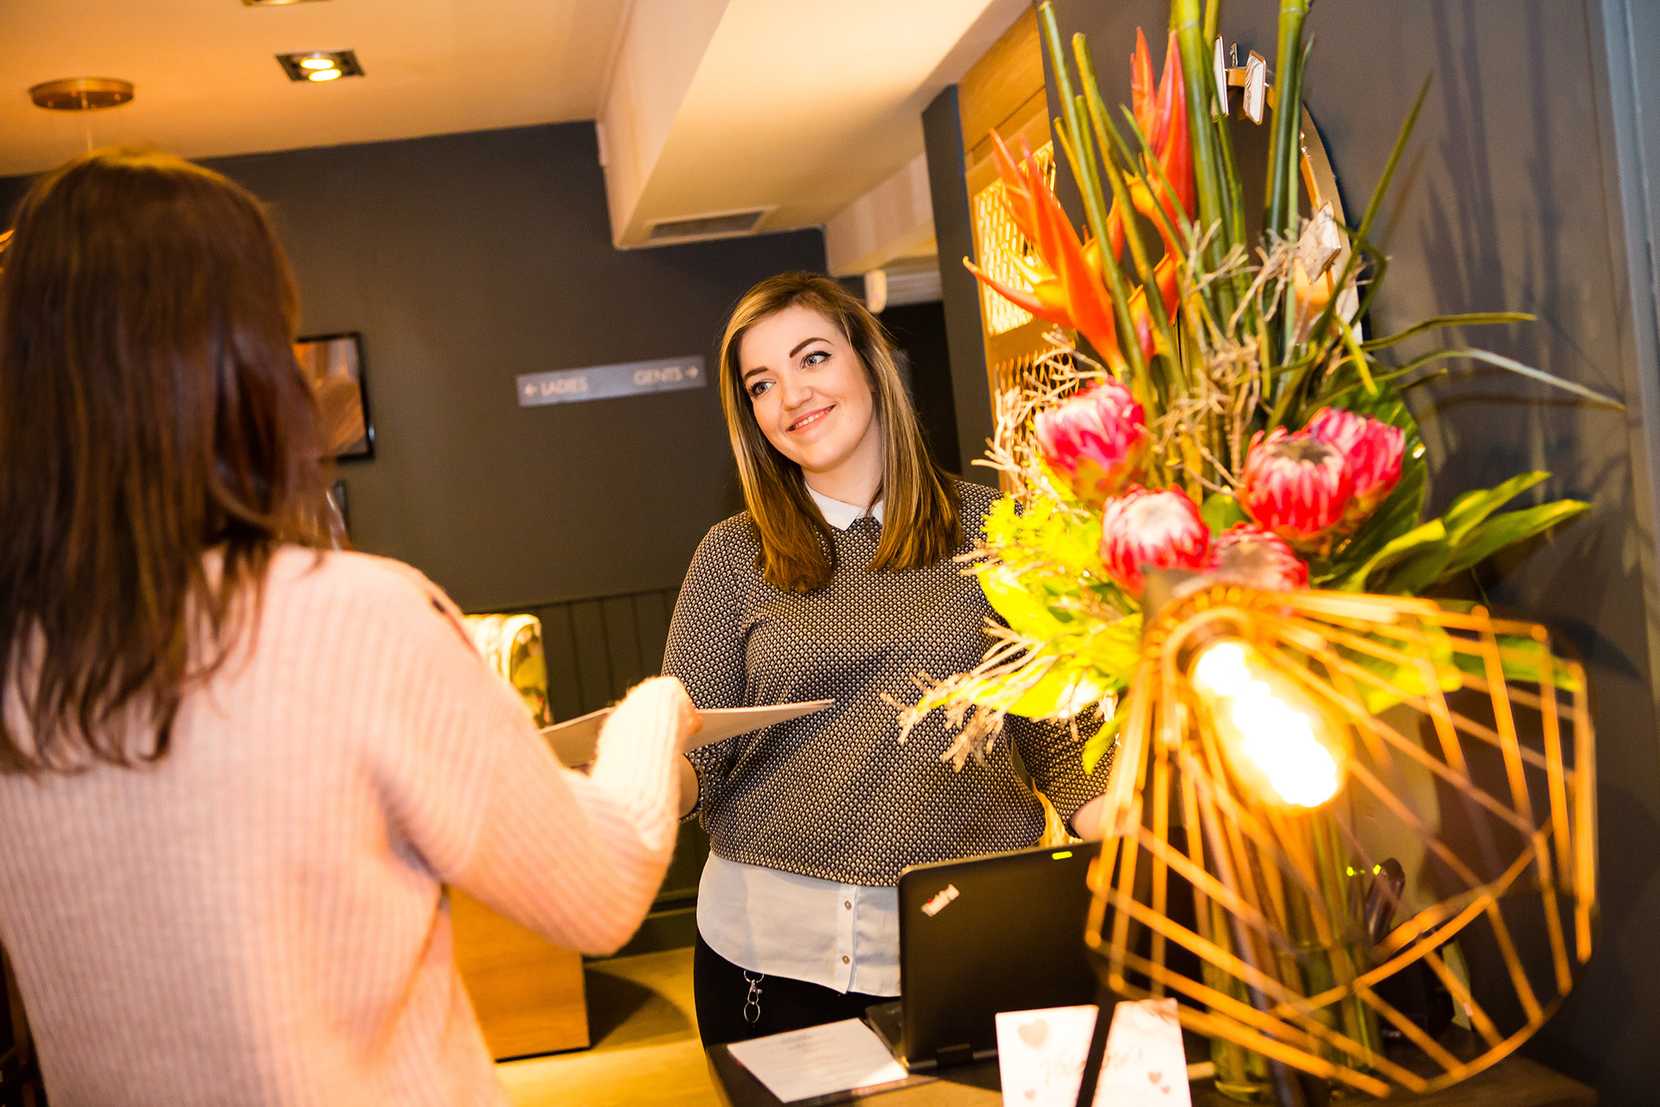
1304, 406, 1406, 525
1209, 524, 1309, 591
1098, 485, 1211, 595
1240, 427, 1354, 555
1034, 380, 1149, 507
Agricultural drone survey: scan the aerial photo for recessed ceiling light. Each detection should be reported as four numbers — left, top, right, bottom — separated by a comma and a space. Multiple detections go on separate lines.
243, 1, 329, 8
275, 50, 363, 82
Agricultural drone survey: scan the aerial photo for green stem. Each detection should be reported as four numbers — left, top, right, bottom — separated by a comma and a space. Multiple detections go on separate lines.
1074, 36, 1184, 399
1266, 0, 1310, 370
1171, 0, 1237, 325
1037, 5, 1150, 384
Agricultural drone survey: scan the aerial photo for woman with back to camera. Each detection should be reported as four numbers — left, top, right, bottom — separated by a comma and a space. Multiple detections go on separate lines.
0, 148, 698, 1107
663, 272, 1113, 1046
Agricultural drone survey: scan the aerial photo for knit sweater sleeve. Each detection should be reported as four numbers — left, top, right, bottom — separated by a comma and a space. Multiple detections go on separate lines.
1009, 712, 1112, 828
661, 522, 747, 819
353, 560, 681, 955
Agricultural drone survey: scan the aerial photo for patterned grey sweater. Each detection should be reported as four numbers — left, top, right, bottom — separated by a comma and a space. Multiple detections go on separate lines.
663, 480, 1107, 886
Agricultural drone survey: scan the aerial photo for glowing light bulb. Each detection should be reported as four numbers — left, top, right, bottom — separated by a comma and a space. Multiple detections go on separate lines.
1188, 637, 1347, 809
306, 67, 343, 82
298, 55, 338, 71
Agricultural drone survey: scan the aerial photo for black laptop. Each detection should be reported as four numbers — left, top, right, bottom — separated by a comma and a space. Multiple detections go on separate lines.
865, 840, 1106, 1071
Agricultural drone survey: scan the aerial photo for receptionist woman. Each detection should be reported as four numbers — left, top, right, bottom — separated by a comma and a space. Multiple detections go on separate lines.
663, 272, 1112, 1046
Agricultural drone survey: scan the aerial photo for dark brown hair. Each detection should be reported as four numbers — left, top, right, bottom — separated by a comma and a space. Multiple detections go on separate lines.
716, 271, 959, 592
0, 148, 327, 772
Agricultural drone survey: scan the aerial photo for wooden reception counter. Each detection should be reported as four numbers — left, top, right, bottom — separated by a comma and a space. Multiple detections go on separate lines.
452, 889, 589, 1059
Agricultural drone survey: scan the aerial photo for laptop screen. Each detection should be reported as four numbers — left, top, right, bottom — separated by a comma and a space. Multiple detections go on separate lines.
888, 842, 1106, 1069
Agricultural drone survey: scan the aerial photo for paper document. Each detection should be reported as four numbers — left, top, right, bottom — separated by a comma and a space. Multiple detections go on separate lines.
540, 699, 833, 766
726, 1018, 909, 1103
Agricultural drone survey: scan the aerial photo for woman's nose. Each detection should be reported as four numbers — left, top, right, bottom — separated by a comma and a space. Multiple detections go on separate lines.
777, 372, 812, 408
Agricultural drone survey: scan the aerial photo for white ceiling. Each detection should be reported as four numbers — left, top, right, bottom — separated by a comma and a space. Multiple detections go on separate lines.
0, 0, 630, 176
0, 0, 1026, 249
602, 0, 1026, 245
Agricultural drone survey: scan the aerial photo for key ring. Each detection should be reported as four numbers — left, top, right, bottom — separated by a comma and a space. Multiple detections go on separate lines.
742, 971, 764, 1026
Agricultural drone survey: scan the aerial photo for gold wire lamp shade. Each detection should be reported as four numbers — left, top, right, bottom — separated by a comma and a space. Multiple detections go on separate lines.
1086, 576, 1596, 1098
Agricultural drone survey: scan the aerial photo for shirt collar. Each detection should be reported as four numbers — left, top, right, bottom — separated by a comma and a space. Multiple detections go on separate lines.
806, 484, 885, 531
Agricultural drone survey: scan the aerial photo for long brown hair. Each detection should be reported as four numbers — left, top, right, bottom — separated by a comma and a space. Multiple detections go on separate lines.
0, 148, 327, 773
717, 272, 959, 592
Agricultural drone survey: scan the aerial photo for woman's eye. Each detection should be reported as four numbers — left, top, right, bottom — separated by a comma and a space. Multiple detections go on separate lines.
747, 379, 773, 398
802, 350, 829, 368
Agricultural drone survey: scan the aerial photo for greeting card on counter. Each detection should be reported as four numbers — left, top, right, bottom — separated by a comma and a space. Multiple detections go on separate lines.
540, 699, 833, 766
995, 999, 1191, 1107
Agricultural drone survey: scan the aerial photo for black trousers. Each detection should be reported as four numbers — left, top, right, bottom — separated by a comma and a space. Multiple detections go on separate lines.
693, 933, 890, 1047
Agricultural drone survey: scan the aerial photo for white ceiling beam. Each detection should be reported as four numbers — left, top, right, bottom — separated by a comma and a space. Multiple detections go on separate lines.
824, 153, 935, 277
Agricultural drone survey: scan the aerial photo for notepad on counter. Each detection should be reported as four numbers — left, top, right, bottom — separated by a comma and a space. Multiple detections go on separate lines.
540, 698, 833, 766
726, 1018, 911, 1103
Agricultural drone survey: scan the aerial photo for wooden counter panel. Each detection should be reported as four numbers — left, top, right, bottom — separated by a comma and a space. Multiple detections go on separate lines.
451, 888, 590, 1059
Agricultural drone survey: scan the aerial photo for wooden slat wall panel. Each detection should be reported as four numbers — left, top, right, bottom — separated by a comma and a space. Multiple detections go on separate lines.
537, 603, 584, 724
600, 596, 641, 700
496, 585, 681, 721
958, 7, 1045, 158
566, 601, 612, 714
633, 589, 674, 681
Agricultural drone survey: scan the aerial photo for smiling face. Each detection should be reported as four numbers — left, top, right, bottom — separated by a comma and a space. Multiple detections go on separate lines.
737, 302, 882, 499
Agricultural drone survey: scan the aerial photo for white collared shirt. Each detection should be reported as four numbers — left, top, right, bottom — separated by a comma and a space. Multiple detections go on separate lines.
695, 485, 900, 996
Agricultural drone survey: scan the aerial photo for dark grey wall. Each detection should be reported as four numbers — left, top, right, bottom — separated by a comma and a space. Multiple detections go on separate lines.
882, 299, 962, 471
1016, 0, 1659, 1097
2, 125, 826, 610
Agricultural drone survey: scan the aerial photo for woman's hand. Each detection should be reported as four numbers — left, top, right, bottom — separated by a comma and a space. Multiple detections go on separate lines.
1072, 794, 1109, 840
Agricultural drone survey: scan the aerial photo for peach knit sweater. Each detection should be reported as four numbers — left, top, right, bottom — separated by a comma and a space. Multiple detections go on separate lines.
0, 548, 684, 1106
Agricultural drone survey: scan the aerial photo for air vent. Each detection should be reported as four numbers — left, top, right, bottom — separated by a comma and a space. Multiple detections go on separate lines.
646, 208, 772, 244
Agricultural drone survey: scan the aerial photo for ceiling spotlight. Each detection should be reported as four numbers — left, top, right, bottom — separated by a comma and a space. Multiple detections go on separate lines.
275, 50, 363, 82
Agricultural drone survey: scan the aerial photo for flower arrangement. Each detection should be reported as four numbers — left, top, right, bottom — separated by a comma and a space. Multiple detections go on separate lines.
903, 0, 1616, 774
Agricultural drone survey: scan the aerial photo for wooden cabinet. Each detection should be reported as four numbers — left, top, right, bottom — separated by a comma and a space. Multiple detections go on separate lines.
451, 888, 590, 1060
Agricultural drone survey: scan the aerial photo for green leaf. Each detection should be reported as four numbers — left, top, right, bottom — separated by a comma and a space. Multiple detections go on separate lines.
1376, 472, 1555, 593
1082, 695, 1130, 774
1440, 500, 1591, 576
1201, 493, 1247, 534
1008, 671, 1105, 719
1436, 348, 1623, 409
1439, 472, 1549, 545
980, 565, 1069, 641
1324, 459, 1427, 585
1345, 628, 1464, 714
1449, 636, 1585, 693
1360, 312, 1535, 352
1378, 543, 1454, 595
1337, 518, 1446, 591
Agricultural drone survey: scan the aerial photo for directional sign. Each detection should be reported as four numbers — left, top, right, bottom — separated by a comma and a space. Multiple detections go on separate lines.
516, 355, 707, 408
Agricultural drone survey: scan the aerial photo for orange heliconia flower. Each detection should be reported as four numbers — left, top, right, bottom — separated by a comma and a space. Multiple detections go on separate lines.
965, 28, 1194, 372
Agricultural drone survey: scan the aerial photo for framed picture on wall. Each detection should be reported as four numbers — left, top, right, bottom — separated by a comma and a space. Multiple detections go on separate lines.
294, 331, 375, 460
